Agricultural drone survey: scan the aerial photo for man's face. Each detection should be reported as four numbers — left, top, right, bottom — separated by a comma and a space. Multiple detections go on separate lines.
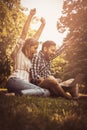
29, 45, 38, 59
44, 45, 56, 60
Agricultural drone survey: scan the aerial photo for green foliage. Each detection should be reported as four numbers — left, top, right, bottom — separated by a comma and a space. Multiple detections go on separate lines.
51, 56, 67, 78
0, 94, 87, 130
0, 0, 25, 86
57, 0, 87, 87
0, 0, 36, 87
0, 0, 41, 87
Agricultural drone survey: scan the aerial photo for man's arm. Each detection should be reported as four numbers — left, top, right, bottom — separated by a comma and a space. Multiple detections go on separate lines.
30, 54, 44, 84
33, 17, 46, 40
31, 54, 40, 79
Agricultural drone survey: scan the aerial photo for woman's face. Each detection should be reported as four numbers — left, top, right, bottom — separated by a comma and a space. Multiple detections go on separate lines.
28, 44, 38, 59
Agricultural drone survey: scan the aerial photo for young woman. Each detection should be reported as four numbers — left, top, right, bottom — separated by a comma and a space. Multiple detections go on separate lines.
6, 8, 50, 97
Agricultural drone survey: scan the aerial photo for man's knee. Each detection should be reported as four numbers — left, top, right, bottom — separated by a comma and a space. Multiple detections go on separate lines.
39, 77, 58, 89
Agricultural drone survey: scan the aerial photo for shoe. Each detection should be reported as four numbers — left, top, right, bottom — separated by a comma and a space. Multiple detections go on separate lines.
5, 92, 15, 96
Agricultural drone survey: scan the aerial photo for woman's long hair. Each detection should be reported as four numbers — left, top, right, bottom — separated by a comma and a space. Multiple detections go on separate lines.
22, 38, 39, 57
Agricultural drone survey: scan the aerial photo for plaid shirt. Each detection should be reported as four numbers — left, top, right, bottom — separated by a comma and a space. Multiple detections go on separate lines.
30, 51, 51, 81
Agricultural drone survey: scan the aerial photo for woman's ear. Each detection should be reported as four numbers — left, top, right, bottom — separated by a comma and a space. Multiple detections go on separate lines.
43, 46, 47, 52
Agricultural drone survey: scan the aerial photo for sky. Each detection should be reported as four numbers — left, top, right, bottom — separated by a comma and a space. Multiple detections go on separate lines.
21, 0, 65, 46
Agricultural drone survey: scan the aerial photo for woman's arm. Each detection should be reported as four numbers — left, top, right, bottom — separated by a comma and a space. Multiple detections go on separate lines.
11, 8, 36, 58
33, 17, 46, 40
20, 8, 36, 40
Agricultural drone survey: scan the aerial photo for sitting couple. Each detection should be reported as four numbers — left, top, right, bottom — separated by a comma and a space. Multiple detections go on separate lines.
6, 8, 83, 99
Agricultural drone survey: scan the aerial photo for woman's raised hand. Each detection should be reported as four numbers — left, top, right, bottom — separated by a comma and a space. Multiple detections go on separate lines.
30, 8, 36, 16
40, 17, 46, 25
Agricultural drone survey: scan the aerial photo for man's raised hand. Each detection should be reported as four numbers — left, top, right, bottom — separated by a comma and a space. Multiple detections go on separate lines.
40, 17, 46, 25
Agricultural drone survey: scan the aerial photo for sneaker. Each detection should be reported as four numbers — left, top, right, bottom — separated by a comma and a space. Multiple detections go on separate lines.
5, 92, 15, 96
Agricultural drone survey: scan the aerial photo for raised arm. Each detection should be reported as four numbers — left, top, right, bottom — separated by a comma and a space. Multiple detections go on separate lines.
20, 8, 36, 40
33, 17, 46, 40
11, 8, 36, 58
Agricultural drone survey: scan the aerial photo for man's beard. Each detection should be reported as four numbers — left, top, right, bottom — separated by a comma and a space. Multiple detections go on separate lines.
44, 54, 50, 61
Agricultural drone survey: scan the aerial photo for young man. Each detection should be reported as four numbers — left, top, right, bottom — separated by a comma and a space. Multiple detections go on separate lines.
30, 40, 76, 99
31, 40, 56, 81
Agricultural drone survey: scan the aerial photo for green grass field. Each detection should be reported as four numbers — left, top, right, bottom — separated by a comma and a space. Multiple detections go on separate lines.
0, 92, 87, 130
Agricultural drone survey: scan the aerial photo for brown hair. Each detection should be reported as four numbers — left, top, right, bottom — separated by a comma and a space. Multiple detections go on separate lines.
22, 38, 39, 56
42, 40, 56, 51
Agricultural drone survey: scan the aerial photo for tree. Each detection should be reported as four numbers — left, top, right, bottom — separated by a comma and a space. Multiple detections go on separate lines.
57, 0, 87, 89
0, 0, 26, 87
0, 0, 41, 87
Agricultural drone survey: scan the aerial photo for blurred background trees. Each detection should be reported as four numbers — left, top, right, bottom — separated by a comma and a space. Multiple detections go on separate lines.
0, 0, 36, 87
0, 0, 87, 93
55, 0, 87, 92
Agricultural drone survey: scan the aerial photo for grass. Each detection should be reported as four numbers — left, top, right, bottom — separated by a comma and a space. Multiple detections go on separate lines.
0, 92, 87, 130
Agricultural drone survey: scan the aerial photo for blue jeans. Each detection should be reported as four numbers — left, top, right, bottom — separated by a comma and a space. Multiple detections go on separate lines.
6, 77, 50, 96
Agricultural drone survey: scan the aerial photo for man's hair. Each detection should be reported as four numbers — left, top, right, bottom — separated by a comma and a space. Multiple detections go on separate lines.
42, 40, 56, 50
